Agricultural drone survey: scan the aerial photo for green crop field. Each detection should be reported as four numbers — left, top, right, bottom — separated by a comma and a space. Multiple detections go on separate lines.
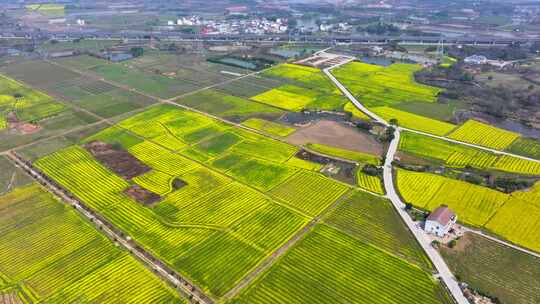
252, 63, 348, 112
0, 60, 79, 88
175, 89, 283, 120
356, 170, 384, 194
332, 62, 441, 107
448, 120, 520, 150
484, 181, 540, 252
506, 137, 540, 160
441, 232, 540, 304
0, 156, 33, 194
35, 105, 349, 298
54, 55, 108, 70
284, 156, 323, 171
399, 131, 540, 175
251, 84, 347, 112
270, 170, 350, 216
0, 74, 65, 129
372, 107, 456, 136
232, 224, 449, 304
396, 169, 507, 227
399, 131, 497, 168
492, 155, 540, 175
88, 64, 197, 99
324, 191, 431, 269
263, 63, 340, 94
241, 118, 296, 137
306, 143, 380, 164
0, 184, 183, 303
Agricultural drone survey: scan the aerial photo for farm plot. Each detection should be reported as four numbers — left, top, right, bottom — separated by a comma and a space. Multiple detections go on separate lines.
332, 62, 441, 107
399, 131, 499, 169
251, 84, 347, 112
232, 224, 450, 304
448, 120, 520, 150
492, 155, 540, 175
0, 184, 183, 303
396, 169, 508, 227
241, 118, 295, 137
0, 60, 79, 87
440, 232, 540, 304
269, 170, 350, 216
263, 63, 339, 94
306, 143, 380, 164
356, 170, 384, 195
34, 145, 271, 298
73, 88, 156, 118
506, 137, 540, 160
54, 55, 108, 70
284, 156, 323, 171
0, 108, 99, 152
0, 156, 32, 194
226, 158, 297, 191
176, 89, 283, 120
324, 191, 431, 269
485, 194, 540, 253
215, 76, 284, 98
250, 85, 317, 111
35, 105, 335, 298
89, 64, 199, 99
371, 107, 456, 136
0, 74, 65, 129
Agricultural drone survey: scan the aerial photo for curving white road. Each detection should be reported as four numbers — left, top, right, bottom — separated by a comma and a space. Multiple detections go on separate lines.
324, 64, 471, 304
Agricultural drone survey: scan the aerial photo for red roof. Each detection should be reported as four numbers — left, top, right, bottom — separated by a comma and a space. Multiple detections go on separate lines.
427, 205, 456, 225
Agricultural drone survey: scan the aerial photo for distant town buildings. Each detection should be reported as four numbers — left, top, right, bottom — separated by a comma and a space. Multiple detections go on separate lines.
425, 205, 457, 237
164, 15, 288, 35
464, 54, 488, 65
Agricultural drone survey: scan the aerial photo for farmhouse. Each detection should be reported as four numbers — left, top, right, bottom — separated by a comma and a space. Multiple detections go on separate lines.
425, 205, 457, 237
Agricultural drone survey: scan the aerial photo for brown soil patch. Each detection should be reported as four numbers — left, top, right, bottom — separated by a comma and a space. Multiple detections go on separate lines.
286, 120, 383, 156
84, 141, 151, 179
124, 185, 161, 206
6, 112, 42, 134
446, 232, 473, 253
396, 152, 434, 166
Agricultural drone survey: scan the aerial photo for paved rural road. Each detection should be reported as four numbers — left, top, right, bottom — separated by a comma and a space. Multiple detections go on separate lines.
324, 63, 471, 304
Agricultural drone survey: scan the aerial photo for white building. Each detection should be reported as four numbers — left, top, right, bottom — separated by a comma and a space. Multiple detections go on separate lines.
425, 205, 457, 237
464, 54, 488, 65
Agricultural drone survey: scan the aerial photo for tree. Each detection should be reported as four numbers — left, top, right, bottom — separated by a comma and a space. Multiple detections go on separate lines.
389, 118, 398, 126
362, 164, 381, 176
130, 47, 144, 57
